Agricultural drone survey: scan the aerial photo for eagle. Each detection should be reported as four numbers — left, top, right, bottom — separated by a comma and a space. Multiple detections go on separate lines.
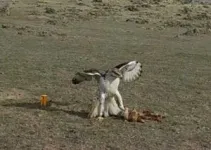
72, 60, 143, 119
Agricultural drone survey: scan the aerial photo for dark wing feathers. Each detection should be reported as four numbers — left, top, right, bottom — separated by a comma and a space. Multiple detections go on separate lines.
72, 69, 101, 84
72, 60, 142, 84
114, 62, 129, 69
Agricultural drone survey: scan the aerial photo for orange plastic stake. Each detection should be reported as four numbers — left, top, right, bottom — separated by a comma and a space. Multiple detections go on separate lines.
40, 95, 48, 106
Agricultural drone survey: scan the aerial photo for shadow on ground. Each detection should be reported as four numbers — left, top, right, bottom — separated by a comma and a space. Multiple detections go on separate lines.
1, 100, 89, 119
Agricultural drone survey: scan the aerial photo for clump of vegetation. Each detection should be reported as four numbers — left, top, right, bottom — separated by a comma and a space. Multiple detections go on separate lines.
125, 5, 139, 11
126, 18, 149, 24
37, 30, 51, 37
1, 24, 10, 28
163, 19, 181, 27
0, 0, 11, 16
46, 19, 57, 25
181, 27, 211, 36
92, 0, 102, 2
195, 12, 211, 20
181, 6, 192, 14
141, 3, 152, 8
150, 0, 162, 4
182, 27, 199, 36
45, 7, 56, 14
174, 0, 193, 4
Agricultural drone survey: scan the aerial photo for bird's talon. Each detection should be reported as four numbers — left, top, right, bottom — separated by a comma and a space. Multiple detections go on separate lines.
97, 117, 104, 121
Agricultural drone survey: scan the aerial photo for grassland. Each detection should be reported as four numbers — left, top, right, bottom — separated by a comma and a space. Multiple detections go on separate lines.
0, 0, 211, 149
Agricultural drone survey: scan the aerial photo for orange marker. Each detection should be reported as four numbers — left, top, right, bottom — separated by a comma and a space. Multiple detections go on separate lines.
40, 95, 48, 106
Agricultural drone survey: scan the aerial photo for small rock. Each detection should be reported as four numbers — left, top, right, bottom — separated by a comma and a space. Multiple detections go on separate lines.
2, 24, 10, 28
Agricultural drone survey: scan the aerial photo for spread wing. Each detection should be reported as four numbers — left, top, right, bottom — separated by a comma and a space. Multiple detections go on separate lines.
72, 69, 102, 84
114, 60, 142, 82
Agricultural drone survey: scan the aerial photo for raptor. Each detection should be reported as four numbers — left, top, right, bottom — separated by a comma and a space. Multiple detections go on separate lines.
72, 60, 143, 119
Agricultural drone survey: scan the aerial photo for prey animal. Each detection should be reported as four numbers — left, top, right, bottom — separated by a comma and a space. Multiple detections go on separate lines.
72, 60, 142, 119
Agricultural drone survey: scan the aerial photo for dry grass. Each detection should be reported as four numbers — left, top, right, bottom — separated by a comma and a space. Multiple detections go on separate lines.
0, 0, 211, 150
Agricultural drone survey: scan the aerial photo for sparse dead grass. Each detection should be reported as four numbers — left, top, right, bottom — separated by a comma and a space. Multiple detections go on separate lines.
0, 0, 211, 150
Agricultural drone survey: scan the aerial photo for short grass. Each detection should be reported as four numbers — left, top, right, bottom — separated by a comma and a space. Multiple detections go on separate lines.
0, 0, 211, 149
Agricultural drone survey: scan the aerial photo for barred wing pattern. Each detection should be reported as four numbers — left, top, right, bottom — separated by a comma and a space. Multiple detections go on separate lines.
115, 61, 142, 82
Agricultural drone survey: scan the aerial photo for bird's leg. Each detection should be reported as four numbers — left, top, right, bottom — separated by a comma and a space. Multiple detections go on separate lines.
98, 92, 106, 120
115, 90, 125, 111
107, 96, 122, 116
103, 96, 109, 117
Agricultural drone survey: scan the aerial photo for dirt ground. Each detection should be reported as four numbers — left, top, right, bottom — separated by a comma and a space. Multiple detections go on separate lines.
0, 0, 211, 150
